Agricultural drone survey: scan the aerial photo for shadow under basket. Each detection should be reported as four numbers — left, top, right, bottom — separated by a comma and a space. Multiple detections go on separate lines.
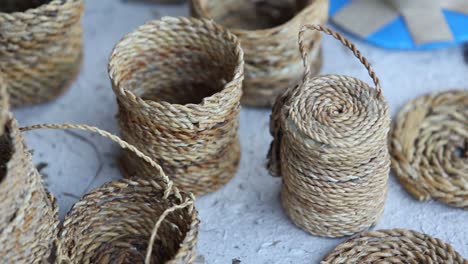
0, 117, 59, 263
190, 0, 329, 107
0, 0, 84, 107
109, 17, 244, 196
56, 179, 199, 264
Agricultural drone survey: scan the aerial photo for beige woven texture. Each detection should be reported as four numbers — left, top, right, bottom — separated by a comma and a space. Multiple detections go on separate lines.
390, 90, 468, 209
268, 25, 391, 238
0, 0, 84, 107
109, 17, 244, 196
322, 229, 468, 263
0, 81, 59, 263
21, 124, 199, 264
190, 0, 328, 107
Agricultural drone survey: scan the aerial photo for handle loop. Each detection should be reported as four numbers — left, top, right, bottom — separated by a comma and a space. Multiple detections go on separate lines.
20, 123, 174, 198
298, 24, 382, 96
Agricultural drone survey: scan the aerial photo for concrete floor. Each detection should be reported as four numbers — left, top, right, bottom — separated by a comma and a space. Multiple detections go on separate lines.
14, 1, 467, 263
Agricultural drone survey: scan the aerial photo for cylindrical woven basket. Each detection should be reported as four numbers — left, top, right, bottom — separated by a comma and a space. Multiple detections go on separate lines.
20, 124, 199, 264
190, 0, 329, 107
322, 229, 467, 263
0, 0, 84, 107
390, 90, 468, 209
0, 94, 59, 262
109, 17, 244, 196
267, 25, 391, 238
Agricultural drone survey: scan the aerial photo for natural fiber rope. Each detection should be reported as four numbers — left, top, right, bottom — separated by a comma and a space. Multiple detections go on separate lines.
321, 229, 467, 263
109, 17, 244, 196
390, 90, 468, 209
190, 0, 329, 107
267, 24, 391, 237
0, 0, 84, 107
20, 123, 199, 263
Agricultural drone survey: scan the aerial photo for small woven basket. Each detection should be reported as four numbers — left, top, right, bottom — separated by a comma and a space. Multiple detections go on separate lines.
109, 17, 244, 196
268, 25, 391, 238
0, 87, 59, 262
190, 0, 329, 107
20, 124, 199, 264
322, 229, 467, 263
0, 0, 84, 107
390, 90, 468, 209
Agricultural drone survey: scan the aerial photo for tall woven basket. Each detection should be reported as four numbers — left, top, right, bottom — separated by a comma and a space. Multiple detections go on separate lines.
109, 17, 244, 196
0, 0, 84, 107
20, 124, 199, 264
190, 0, 329, 107
0, 81, 59, 263
268, 25, 391, 238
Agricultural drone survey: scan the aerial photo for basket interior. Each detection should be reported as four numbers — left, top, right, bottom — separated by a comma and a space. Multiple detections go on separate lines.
0, 125, 13, 184
113, 23, 240, 105
199, 0, 312, 30
0, 0, 50, 13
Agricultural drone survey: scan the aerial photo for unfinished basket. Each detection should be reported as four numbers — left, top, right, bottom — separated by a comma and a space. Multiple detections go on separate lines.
0, 115, 59, 261
109, 17, 244, 195
390, 90, 468, 209
20, 124, 199, 264
0, 0, 84, 107
322, 229, 467, 263
267, 25, 391, 238
190, 0, 328, 107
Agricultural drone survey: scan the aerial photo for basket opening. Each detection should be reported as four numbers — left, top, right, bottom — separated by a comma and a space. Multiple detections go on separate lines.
0, 0, 50, 13
0, 125, 13, 184
200, 0, 312, 30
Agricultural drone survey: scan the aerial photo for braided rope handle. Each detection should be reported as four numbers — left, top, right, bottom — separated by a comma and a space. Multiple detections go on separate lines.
19, 123, 175, 198
298, 24, 382, 96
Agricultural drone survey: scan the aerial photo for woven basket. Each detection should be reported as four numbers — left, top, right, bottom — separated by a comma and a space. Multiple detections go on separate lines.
109, 17, 244, 196
390, 90, 468, 209
190, 0, 329, 107
267, 25, 391, 238
0, 98, 59, 262
322, 229, 467, 263
0, 0, 84, 107
20, 124, 199, 264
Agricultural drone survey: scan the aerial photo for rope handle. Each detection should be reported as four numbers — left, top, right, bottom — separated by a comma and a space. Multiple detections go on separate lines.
298, 24, 382, 96
20, 123, 174, 198
145, 199, 194, 264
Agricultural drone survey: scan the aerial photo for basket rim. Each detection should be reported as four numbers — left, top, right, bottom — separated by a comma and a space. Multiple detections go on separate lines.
191, 0, 325, 35
108, 16, 244, 112
0, 0, 79, 16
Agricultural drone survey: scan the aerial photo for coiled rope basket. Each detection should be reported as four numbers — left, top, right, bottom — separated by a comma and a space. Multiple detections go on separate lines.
0, 0, 84, 107
20, 124, 199, 264
190, 0, 328, 107
0, 81, 59, 263
390, 90, 468, 209
268, 25, 391, 238
321, 229, 467, 264
109, 17, 244, 196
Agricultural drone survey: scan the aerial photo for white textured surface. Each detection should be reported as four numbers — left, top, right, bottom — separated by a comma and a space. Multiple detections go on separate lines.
13, 1, 467, 263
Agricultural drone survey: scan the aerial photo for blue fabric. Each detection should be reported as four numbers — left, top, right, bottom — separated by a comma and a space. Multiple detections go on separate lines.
330, 0, 468, 50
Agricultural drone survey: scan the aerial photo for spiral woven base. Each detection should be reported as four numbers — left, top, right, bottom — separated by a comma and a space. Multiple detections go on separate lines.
0, 118, 59, 263
0, 0, 84, 107
390, 90, 468, 209
56, 179, 199, 264
190, 0, 328, 107
322, 229, 467, 263
268, 25, 390, 237
109, 17, 244, 196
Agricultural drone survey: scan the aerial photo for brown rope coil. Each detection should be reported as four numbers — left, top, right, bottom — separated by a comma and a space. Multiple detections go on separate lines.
267, 25, 391, 238
109, 17, 244, 196
321, 229, 467, 263
0, 86, 59, 262
390, 90, 468, 209
20, 123, 199, 264
190, 0, 328, 107
0, 0, 84, 107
